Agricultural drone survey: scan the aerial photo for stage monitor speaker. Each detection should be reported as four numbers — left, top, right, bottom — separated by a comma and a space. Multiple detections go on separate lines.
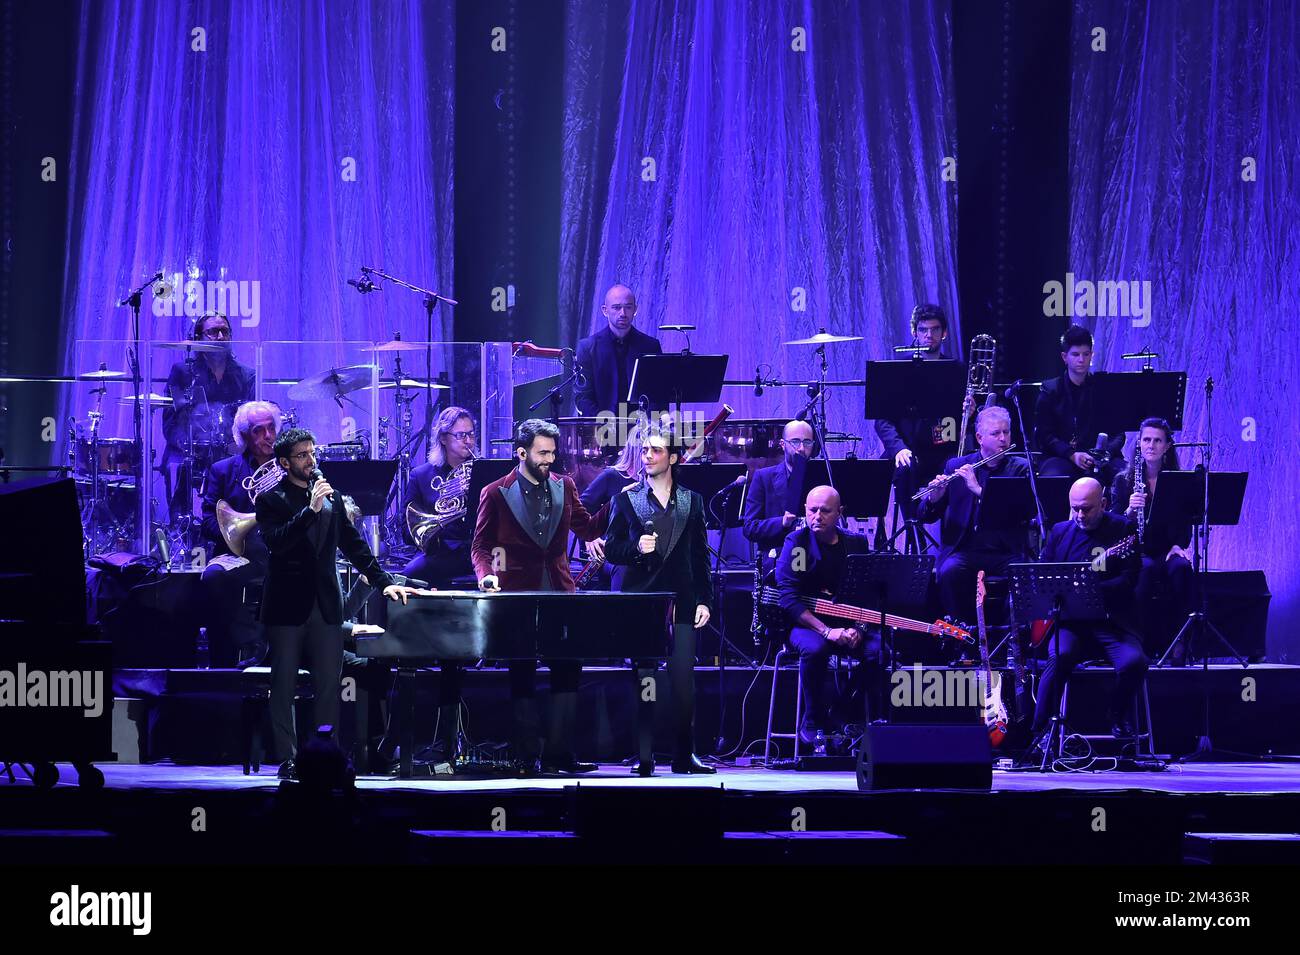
856, 723, 992, 791
1200, 570, 1269, 660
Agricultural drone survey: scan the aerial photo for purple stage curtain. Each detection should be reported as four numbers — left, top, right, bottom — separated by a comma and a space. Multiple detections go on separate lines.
1070, 0, 1300, 656
58, 0, 454, 433
559, 0, 959, 445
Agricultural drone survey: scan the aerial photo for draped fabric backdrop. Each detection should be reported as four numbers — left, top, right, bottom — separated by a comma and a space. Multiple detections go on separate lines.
59, 0, 454, 438
1070, 0, 1300, 656
559, 0, 959, 445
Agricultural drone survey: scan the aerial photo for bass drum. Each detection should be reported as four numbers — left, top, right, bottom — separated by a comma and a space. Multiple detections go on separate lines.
553, 416, 629, 492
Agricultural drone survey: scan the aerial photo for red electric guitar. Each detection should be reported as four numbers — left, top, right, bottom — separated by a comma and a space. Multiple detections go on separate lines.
976, 571, 1007, 747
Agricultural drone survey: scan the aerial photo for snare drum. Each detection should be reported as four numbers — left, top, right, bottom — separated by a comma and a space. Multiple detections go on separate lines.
75, 437, 138, 476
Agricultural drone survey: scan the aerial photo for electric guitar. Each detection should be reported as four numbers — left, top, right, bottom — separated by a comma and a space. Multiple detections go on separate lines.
976, 571, 1008, 747
1028, 532, 1138, 645
759, 590, 973, 644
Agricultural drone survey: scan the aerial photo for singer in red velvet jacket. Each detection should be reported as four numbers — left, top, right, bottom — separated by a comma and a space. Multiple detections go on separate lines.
470, 449, 606, 592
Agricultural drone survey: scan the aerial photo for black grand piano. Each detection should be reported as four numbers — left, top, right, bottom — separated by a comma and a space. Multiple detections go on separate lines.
355, 590, 675, 777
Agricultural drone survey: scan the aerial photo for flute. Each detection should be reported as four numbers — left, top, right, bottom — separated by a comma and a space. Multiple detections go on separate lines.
910, 444, 1018, 502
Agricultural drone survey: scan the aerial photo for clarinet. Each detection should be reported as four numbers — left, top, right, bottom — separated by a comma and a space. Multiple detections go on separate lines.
1130, 439, 1146, 545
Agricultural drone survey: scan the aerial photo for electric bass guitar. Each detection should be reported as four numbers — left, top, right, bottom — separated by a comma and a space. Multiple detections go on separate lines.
976, 570, 1008, 747
759, 590, 973, 644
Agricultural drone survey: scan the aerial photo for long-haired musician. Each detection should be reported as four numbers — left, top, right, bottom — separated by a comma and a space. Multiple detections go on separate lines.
196, 399, 281, 667
1109, 417, 1194, 659
256, 427, 416, 780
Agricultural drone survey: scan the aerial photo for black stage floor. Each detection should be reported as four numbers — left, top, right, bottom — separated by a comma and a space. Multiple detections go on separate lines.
6, 760, 1300, 865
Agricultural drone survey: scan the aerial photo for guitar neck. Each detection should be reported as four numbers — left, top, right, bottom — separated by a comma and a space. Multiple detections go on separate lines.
802, 596, 935, 636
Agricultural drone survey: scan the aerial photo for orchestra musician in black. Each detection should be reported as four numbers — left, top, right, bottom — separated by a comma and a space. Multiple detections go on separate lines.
1034, 324, 1126, 484
775, 485, 879, 750
742, 419, 815, 575
573, 284, 662, 417
918, 405, 1030, 625
1109, 417, 1194, 660
198, 399, 281, 667
604, 425, 715, 775
1032, 477, 1148, 739
874, 304, 964, 522
163, 311, 256, 520
256, 427, 416, 780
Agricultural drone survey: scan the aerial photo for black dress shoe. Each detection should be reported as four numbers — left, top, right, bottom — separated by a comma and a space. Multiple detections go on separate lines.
238, 640, 269, 669
671, 754, 717, 775
542, 759, 598, 775
631, 760, 655, 777
277, 759, 296, 781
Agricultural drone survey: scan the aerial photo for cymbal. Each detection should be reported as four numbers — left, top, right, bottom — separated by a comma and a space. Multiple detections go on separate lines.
363, 378, 451, 390
287, 364, 379, 401
81, 368, 128, 380
120, 393, 173, 405
659, 324, 696, 332
369, 339, 426, 352
784, 329, 863, 346
153, 340, 229, 353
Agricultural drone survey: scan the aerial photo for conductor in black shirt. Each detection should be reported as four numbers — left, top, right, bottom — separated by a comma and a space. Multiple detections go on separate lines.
1032, 477, 1147, 738
775, 486, 878, 748
256, 427, 418, 779
573, 284, 663, 417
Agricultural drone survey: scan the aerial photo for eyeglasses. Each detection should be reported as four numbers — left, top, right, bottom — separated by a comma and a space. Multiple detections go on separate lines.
448, 430, 476, 441
201, 327, 231, 339
784, 438, 815, 448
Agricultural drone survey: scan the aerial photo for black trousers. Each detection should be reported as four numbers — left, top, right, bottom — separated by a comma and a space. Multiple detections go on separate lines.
401, 546, 472, 587
200, 557, 265, 666
1135, 553, 1194, 652
267, 602, 343, 761
936, 549, 1016, 625
1032, 624, 1149, 732
508, 660, 582, 763
789, 626, 880, 732
635, 622, 698, 762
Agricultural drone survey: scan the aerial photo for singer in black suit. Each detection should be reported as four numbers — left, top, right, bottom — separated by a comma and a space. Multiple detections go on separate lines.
605, 428, 715, 775
917, 406, 1030, 624
573, 284, 662, 416
1034, 325, 1126, 484
255, 427, 416, 779
742, 419, 815, 574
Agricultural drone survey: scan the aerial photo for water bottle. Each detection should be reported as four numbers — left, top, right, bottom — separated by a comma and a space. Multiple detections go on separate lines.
196, 626, 210, 670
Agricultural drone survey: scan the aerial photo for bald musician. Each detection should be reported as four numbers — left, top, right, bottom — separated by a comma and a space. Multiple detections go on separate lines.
775, 486, 879, 749
573, 284, 663, 416
1032, 477, 1147, 740
742, 419, 816, 574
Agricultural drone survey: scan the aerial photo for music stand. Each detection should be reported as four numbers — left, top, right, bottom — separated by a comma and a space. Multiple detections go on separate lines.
1089, 370, 1188, 432
627, 353, 728, 413
839, 553, 934, 727
676, 462, 746, 530
800, 459, 894, 519
1033, 476, 1075, 528
1007, 561, 1108, 770
1151, 469, 1249, 669
465, 458, 515, 516
323, 460, 400, 516
978, 476, 1037, 534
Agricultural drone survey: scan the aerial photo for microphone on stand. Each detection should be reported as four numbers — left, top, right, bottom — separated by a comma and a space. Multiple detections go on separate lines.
347, 277, 379, 294
1001, 379, 1023, 401
754, 368, 764, 397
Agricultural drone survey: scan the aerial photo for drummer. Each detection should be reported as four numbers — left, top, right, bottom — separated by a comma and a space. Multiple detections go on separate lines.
573, 284, 662, 417
162, 311, 255, 520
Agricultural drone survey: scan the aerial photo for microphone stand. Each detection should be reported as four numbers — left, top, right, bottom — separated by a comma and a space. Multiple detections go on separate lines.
358, 267, 457, 460
117, 272, 161, 553
1007, 382, 1047, 556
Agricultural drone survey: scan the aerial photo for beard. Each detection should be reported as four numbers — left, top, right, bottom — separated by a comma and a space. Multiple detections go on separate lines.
523, 457, 550, 482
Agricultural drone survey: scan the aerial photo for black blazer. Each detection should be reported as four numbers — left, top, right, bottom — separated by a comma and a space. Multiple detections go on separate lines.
604, 482, 713, 624
573, 325, 662, 416
1109, 467, 1191, 557
255, 479, 393, 626
741, 462, 795, 563
916, 451, 1031, 562
201, 452, 266, 562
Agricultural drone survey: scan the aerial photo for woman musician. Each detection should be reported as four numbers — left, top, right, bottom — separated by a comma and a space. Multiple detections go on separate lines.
1108, 417, 1194, 660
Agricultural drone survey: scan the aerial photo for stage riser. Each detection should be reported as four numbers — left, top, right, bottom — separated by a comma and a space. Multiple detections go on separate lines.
4, 786, 1300, 866
110, 665, 1300, 765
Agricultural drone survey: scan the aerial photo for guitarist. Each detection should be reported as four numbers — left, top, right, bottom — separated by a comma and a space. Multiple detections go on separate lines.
775, 485, 879, 750
1031, 477, 1148, 740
